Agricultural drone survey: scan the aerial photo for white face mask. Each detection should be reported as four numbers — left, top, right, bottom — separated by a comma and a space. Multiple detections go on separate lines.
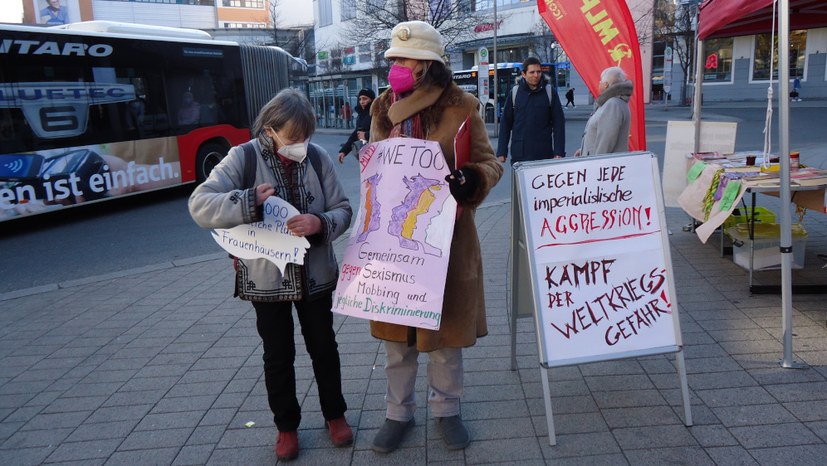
272, 131, 309, 163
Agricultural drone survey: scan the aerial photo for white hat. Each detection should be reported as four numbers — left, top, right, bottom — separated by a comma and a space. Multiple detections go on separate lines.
384, 21, 445, 64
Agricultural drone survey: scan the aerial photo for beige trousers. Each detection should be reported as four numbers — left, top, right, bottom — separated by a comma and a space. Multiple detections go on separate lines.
383, 341, 463, 421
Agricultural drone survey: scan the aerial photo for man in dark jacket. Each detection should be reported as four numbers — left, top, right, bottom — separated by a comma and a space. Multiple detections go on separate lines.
338, 89, 375, 163
497, 57, 566, 164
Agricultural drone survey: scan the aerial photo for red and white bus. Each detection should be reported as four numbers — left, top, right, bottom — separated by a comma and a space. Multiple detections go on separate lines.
0, 21, 304, 222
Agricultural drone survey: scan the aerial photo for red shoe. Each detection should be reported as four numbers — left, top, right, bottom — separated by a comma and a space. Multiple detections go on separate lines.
275, 431, 298, 461
326, 417, 353, 447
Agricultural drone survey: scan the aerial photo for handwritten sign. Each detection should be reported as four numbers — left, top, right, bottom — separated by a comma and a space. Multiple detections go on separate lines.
515, 153, 681, 366
211, 196, 310, 272
333, 138, 457, 330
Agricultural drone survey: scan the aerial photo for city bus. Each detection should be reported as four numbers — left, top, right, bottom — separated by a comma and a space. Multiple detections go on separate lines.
452, 62, 561, 122
0, 21, 304, 222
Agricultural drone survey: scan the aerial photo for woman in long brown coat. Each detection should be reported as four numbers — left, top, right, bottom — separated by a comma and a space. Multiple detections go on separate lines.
368, 20, 503, 454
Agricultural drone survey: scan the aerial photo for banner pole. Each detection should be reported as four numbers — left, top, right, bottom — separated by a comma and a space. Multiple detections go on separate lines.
540, 366, 556, 445
493, 0, 498, 137
675, 350, 693, 426
510, 171, 518, 372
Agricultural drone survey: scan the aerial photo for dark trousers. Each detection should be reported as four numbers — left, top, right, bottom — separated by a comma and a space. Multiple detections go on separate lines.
252, 294, 347, 432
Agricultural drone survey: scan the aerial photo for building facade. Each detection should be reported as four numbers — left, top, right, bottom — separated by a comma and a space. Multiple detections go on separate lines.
22, 0, 274, 32
311, 0, 656, 129
676, 28, 827, 102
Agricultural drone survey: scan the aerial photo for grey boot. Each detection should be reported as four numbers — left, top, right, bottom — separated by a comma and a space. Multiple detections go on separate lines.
436, 415, 470, 450
372, 418, 414, 454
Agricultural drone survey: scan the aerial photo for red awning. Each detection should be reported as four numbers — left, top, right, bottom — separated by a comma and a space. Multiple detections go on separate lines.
699, 0, 827, 40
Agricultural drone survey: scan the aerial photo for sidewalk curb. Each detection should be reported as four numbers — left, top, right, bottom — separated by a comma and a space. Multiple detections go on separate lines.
0, 252, 228, 302
0, 203, 510, 302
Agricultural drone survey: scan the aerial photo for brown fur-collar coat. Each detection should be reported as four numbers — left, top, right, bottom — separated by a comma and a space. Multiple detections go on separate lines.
368, 82, 503, 352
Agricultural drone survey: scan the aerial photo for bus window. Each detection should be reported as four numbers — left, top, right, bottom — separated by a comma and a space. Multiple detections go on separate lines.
0, 21, 300, 222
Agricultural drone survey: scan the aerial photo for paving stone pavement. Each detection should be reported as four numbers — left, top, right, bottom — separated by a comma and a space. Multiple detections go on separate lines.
2, 196, 827, 465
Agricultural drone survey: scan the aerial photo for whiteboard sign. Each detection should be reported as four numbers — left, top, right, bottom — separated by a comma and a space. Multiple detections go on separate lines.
662, 120, 737, 207
514, 152, 683, 367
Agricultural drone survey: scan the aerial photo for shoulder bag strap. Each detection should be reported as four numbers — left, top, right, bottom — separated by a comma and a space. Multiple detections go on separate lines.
306, 143, 324, 188
239, 141, 257, 189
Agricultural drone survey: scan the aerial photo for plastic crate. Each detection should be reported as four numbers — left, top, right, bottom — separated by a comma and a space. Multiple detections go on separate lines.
728, 223, 807, 270
723, 206, 776, 234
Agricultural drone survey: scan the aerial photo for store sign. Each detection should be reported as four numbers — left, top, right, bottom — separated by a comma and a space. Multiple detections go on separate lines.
317, 50, 329, 60
705, 53, 718, 69
343, 55, 356, 65
473, 20, 503, 33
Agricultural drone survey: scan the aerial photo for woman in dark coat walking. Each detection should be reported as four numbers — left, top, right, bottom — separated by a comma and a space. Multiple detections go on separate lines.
337, 88, 375, 163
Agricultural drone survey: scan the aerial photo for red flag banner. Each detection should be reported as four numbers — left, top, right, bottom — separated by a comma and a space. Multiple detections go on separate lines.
537, 0, 646, 151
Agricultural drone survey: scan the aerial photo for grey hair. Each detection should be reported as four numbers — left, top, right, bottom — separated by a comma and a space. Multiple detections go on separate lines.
600, 66, 627, 86
252, 88, 315, 140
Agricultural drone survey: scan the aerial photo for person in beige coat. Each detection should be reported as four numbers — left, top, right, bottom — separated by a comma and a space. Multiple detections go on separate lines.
368, 20, 503, 454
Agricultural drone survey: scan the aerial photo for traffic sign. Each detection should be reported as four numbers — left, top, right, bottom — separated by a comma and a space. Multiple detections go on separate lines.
478, 47, 489, 105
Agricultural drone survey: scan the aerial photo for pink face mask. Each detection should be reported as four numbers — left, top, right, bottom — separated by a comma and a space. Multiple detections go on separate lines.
388, 64, 415, 94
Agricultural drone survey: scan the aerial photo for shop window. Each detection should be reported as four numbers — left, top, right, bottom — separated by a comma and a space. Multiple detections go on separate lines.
703, 37, 734, 82
221, 0, 263, 8
106, 0, 216, 5
475, 0, 529, 10
359, 44, 372, 63
496, 47, 528, 64
752, 30, 807, 81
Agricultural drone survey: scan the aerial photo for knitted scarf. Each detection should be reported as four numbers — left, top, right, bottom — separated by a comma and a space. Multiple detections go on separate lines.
389, 91, 425, 139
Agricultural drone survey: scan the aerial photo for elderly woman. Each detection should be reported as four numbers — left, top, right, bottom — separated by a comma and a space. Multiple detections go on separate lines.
188, 89, 353, 461
577, 66, 633, 157
368, 21, 503, 453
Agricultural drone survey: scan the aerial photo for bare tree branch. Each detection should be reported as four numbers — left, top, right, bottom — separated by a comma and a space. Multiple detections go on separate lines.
531, 18, 557, 64
268, 0, 281, 46
652, 0, 696, 103
341, 1, 481, 55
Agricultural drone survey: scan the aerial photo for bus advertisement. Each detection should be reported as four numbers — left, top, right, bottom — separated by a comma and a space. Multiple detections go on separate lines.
452, 62, 563, 121
0, 21, 304, 222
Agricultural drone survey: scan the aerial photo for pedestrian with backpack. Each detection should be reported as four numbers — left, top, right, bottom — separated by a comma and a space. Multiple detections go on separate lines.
497, 56, 566, 164
188, 88, 354, 462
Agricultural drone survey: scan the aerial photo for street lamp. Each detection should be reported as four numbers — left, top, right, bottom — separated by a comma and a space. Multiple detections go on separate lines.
550, 43, 557, 86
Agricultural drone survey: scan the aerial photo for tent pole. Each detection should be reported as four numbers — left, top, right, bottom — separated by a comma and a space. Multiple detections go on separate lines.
492, 1, 498, 137
686, 35, 704, 234
778, 0, 801, 369
692, 39, 704, 154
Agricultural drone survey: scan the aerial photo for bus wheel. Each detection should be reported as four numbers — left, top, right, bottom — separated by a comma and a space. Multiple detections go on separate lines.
196, 143, 228, 183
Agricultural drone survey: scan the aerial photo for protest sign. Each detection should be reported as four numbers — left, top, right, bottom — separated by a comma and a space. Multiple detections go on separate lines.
512, 152, 692, 446
211, 196, 310, 272
514, 152, 682, 366
333, 138, 457, 330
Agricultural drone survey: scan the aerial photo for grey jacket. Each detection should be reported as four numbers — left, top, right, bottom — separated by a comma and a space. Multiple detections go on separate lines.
188, 138, 353, 302
581, 81, 633, 157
